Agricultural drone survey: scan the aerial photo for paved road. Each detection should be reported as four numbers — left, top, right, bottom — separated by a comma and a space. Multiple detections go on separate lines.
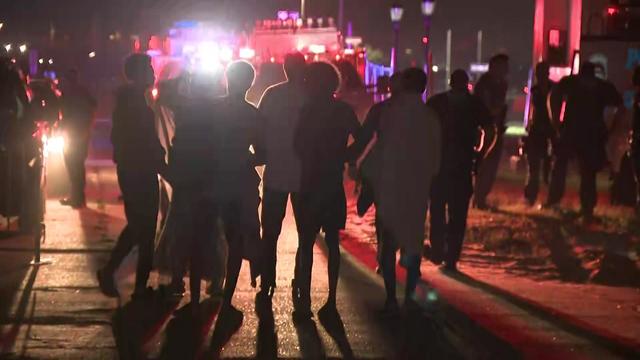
0, 166, 469, 359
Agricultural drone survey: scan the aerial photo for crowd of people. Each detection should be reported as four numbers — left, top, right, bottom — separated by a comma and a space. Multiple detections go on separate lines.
88, 51, 640, 321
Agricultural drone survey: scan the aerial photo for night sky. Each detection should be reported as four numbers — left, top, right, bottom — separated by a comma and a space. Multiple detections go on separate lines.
0, 0, 534, 83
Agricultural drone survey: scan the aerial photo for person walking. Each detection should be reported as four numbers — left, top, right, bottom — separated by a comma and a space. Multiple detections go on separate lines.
97, 54, 166, 299
373, 68, 441, 312
59, 69, 97, 209
256, 53, 307, 301
473, 54, 510, 210
426, 70, 492, 272
347, 72, 404, 273
545, 62, 625, 219
293, 61, 361, 320
208, 60, 264, 319
524, 62, 555, 206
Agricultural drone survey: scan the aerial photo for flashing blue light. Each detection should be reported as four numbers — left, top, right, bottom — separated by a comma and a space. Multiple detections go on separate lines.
174, 20, 198, 29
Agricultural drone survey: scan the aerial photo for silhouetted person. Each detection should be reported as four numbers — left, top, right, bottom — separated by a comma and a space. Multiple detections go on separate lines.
546, 62, 624, 218
59, 69, 97, 208
375, 68, 441, 312
524, 62, 555, 206
163, 71, 221, 305
294, 61, 361, 320
427, 70, 492, 271
98, 54, 166, 299
210, 60, 264, 318
347, 72, 404, 273
474, 54, 509, 210
257, 53, 306, 301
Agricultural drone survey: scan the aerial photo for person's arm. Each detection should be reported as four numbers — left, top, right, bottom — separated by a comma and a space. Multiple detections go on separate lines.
251, 110, 267, 166
549, 77, 568, 134
346, 103, 380, 164
427, 108, 442, 179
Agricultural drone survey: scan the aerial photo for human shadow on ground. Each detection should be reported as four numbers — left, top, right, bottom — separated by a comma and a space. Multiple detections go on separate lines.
255, 297, 278, 359
317, 307, 354, 360
293, 316, 326, 359
207, 304, 244, 359
159, 298, 220, 360
111, 289, 180, 360
0, 265, 39, 357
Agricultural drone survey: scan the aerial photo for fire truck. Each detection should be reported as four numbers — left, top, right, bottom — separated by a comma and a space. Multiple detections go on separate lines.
144, 12, 368, 93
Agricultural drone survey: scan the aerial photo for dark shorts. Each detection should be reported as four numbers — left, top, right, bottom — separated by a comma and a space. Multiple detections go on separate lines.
297, 183, 347, 234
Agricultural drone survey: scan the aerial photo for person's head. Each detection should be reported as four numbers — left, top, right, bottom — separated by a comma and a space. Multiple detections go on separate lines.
64, 69, 79, 85
535, 61, 550, 84
489, 53, 510, 78
284, 52, 306, 83
579, 62, 596, 78
124, 53, 154, 88
450, 69, 470, 92
225, 60, 256, 97
304, 61, 341, 98
402, 67, 427, 95
633, 65, 640, 88
389, 72, 404, 95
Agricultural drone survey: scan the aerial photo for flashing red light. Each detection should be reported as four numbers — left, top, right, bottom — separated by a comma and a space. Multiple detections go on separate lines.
358, 53, 365, 58
422, 36, 429, 45
467, 83, 474, 92
549, 29, 560, 47
335, 54, 341, 61
151, 88, 159, 100
607, 7, 619, 16
523, 86, 529, 94
270, 56, 276, 63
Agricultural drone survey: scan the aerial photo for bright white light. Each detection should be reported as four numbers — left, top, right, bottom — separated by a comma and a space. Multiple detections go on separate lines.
38, 58, 44, 64
0, 23, 4, 31
196, 42, 224, 73
43, 134, 65, 155
421, 1, 436, 16
19, 44, 27, 53
239, 47, 256, 59
48, 58, 54, 65
309, 44, 326, 54
344, 48, 355, 55
88, 51, 96, 58
4, 44, 11, 52
431, 65, 439, 73
219, 46, 233, 62
151, 87, 159, 99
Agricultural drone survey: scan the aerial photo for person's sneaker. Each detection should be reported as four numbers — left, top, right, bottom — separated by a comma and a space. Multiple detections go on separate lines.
441, 261, 458, 273
60, 198, 85, 208
96, 269, 119, 298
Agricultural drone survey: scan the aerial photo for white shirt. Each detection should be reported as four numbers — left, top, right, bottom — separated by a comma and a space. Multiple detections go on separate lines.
258, 81, 305, 192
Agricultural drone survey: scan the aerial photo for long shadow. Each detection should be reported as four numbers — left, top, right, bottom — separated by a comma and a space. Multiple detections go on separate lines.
255, 298, 278, 359
0, 265, 39, 355
159, 298, 220, 360
111, 289, 179, 360
293, 317, 326, 360
207, 305, 244, 359
317, 308, 354, 360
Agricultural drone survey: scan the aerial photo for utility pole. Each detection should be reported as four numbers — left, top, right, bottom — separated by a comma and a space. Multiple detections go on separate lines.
477, 30, 483, 63
301, 0, 306, 19
445, 29, 452, 84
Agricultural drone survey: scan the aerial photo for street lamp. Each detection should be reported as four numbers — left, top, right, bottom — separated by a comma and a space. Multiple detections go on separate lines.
19, 44, 27, 53
390, 3, 404, 73
421, 1, 436, 75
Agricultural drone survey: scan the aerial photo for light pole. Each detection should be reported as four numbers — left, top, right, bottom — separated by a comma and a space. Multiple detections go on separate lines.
390, 3, 404, 73
421, 1, 436, 76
